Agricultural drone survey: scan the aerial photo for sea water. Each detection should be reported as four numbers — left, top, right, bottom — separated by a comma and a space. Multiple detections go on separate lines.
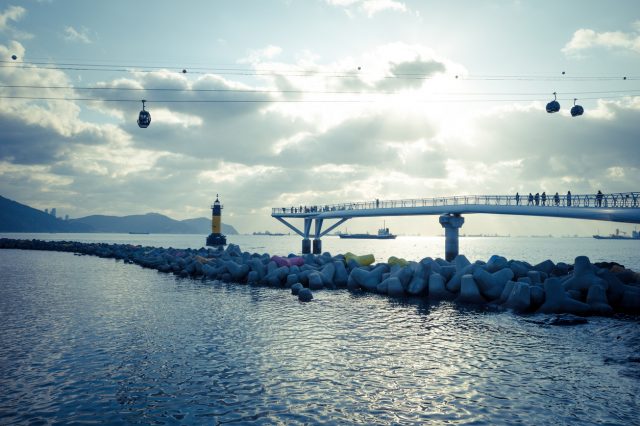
0, 234, 639, 424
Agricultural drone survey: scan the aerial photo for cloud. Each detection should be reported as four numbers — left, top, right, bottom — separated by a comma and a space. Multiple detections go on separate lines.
562, 24, 640, 55
0, 5, 33, 39
63, 26, 92, 44
326, 0, 407, 17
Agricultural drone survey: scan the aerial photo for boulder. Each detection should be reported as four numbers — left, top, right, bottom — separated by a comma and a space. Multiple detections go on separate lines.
333, 261, 349, 288
619, 287, 640, 313
298, 288, 313, 302
388, 256, 408, 267
486, 255, 508, 273
530, 285, 545, 310
473, 267, 514, 301
291, 283, 304, 295
564, 256, 608, 294
447, 261, 474, 293
428, 273, 455, 300
344, 252, 375, 266
308, 271, 324, 290
498, 281, 516, 304
246, 270, 259, 285
586, 284, 613, 316
509, 260, 530, 279
526, 271, 542, 285
286, 274, 299, 287
407, 275, 428, 296
320, 263, 336, 287
502, 282, 531, 312
532, 259, 555, 275
538, 278, 590, 315
456, 274, 486, 304
387, 277, 405, 298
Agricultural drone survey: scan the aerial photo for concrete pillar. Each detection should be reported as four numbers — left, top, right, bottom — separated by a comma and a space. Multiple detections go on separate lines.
439, 214, 465, 262
312, 239, 322, 254
302, 238, 311, 254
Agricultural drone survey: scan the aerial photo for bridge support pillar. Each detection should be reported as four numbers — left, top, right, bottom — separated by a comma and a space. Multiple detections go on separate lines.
312, 239, 322, 254
302, 239, 311, 254
439, 214, 465, 262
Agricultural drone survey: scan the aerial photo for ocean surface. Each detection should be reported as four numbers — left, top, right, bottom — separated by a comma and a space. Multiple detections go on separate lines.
1, 233, 639, 424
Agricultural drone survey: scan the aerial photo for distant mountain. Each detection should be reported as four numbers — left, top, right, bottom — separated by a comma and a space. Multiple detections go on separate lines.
181, 217, 238, 235
0, 195, 238, 235
0, 195, 92, 232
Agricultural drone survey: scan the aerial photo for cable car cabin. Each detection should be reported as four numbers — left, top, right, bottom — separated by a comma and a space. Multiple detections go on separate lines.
546, 92, 560, 113
137, 110, 151, 128
570, 105, 584, 117
545, 100, 560, 113
570, 99, 584, 117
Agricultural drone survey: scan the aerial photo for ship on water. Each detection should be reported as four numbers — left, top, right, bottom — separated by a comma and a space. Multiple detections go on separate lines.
593, 228, 640, 240
339, 223, 396, 240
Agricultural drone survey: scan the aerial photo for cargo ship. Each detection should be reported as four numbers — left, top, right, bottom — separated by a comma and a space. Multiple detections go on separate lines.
339, 224, 396, 240
593, 229, 640, 240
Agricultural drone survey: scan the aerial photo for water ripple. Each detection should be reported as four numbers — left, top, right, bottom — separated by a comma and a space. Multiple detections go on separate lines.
1, 249, 639, 425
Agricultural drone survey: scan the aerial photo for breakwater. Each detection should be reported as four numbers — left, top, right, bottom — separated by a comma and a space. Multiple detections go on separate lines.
1, 238, 639, 315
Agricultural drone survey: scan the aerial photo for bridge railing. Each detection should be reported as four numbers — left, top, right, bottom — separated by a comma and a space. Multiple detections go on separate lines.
272, 192, 640, 215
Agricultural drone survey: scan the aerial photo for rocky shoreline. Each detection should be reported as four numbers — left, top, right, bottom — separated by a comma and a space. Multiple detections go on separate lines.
1, 238, 639, 315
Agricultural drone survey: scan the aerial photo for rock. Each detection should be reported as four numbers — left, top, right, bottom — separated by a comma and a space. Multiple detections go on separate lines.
564, 256, 608, 294
439, 265, 456, 282
473, 267, 514, 301
286, 273, 299, 287
248, 259, 266, 281
502, 282, 531, 312
320, 263, 336, 288
377, 278, 390, 295
509, 261, 530, 279
391, 265, 414, 290
428, 273, 455, 300
388, 256, 408, 267
530, 285, 545, 310
333, 261, 349, 288
517, 277, 532, 284
407, 275, 427, 296
308, 271, 324, 290
247, 270, 259, 284
538, 278, 590, 315
586, 284, 613, 316
526, 271, 542, 285
447, 261, 474, 293
456, 274, 486, 304
486, 255, 508, 273
532, 259, 555, 275
387, 277, 405, 297
298, 288, 313, 302
596, 269, 626, 306
291, 283, 304, 295
344, 252, 375, 266
498, 281, 516, 304
619, 287, 640, 313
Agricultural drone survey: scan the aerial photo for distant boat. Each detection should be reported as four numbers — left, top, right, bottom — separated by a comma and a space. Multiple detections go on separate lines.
339, 224, 396, 240
129, 232, 150, 235
253, 231, 288, 236
593, 229, 639, 240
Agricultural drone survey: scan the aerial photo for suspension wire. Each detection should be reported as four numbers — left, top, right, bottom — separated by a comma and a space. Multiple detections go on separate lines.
0, 94, 637, 103
1, 83, 640, 97
1, 61, 637, 81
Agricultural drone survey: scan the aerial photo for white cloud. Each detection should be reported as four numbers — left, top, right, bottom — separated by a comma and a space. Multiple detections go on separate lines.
0, 5, 33, 39
63, 26, 92, 44
562, 25, 640, 55
239, 44, 282, 63
326, 0, 407, 17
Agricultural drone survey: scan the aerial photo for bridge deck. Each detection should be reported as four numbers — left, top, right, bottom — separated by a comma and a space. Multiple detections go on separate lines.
272, 192, 640, 224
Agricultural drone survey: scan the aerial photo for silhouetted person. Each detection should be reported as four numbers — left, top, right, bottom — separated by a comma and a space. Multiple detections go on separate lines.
535, 192, 540, 206
528, 193, 533, 205
376, 198, 379, 208
596, 190, 603, 207
515, 192, 520, 205
541, 191, 547, 206
554, 192, 560, 206
567, 191, 572, 207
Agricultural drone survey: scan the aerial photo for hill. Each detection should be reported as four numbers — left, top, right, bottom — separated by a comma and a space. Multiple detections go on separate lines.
0, 195, 92, 232
0, 195, 238, 234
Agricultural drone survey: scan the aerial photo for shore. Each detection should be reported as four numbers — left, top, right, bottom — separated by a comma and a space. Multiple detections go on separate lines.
1, 238, 639, 316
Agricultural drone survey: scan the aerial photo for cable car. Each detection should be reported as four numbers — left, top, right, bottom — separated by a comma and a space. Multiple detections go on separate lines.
137, 100, 151, 128
546, 92, 560, 113
570, 98, 584, 117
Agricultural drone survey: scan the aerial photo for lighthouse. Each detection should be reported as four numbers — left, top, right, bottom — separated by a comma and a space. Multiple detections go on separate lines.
206, 194, 227, 247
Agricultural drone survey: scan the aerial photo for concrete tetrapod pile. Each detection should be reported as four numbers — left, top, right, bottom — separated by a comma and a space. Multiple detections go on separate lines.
1, 238, 640, 315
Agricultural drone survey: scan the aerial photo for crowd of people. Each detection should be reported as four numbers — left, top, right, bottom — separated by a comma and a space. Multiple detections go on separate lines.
514, 190, 605, 207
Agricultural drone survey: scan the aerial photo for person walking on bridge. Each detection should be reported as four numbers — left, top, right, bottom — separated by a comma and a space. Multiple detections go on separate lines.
515, 192, 520, 205
567, 191, 572, 207
541, 192, 547, 206
528, 193, 533, 205
596, 190, 604, 207
554, 192, 560, 206
535, 192, 540, 206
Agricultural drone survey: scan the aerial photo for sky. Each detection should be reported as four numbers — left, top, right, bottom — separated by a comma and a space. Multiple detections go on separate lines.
0, 0, 639, 236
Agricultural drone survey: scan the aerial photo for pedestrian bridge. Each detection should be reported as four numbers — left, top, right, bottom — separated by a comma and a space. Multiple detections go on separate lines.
271, 192, 640, 259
